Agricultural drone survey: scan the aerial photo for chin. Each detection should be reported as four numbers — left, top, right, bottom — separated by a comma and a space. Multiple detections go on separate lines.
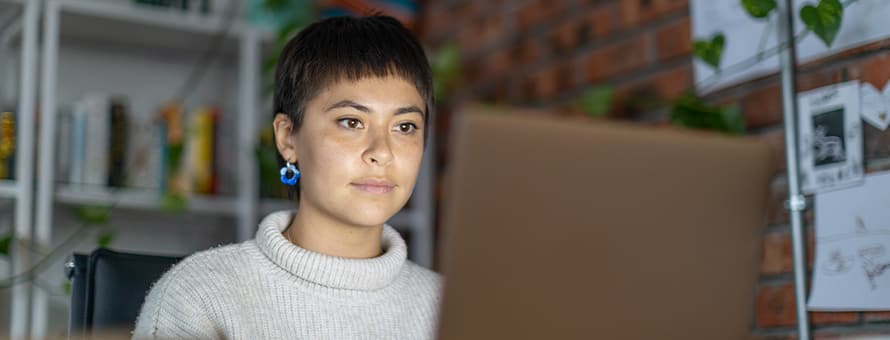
347, 204, 400, 227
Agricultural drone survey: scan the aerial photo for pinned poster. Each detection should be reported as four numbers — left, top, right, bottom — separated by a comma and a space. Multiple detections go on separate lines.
809, 171, 890, 311
797, 81, 864, 194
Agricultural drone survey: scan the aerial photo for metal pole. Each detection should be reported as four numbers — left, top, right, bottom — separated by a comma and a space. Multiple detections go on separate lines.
237, 26, 259, 242
11, 0, 41, 337
777, 0, 810, 339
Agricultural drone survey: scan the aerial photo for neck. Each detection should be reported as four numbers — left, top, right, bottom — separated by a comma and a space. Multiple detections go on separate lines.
284, 202, 384, 259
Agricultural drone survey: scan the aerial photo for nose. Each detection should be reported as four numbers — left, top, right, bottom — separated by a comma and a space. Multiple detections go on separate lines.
362, 128, 394, 166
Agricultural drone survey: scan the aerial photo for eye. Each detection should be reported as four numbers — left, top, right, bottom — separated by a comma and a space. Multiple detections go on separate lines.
394, 122, 419, 135
338, 118, 363, 129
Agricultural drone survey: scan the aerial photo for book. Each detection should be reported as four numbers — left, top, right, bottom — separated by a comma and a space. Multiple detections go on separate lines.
107, 97, 129, 187
125, 114, 162, 191
185, 106, 219, 195
69, 100, 87, 186
82, 93, 110, 188
0, 111, 15, 180
158, 102, 186, 196
56, 108, 71, 182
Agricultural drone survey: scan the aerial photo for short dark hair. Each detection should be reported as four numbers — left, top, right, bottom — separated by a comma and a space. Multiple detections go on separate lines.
273, 15, 433, 199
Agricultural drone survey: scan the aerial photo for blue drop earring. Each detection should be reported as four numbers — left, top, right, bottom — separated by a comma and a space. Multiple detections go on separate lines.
280, 162, 300, 186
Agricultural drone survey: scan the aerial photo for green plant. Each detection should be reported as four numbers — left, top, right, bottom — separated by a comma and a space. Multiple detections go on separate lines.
576, 0, 856, 134
579, 85, 615, 118
670, 93, 745, 134
431, 43, 462, 103
0, 204, 116, 291
694, 0, 853, 78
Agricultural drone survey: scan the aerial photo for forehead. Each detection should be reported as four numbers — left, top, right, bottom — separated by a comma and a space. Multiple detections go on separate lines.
312, 76, 425, 108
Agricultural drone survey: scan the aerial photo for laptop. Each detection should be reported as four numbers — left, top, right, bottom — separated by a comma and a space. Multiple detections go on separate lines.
436, 108, 774, 340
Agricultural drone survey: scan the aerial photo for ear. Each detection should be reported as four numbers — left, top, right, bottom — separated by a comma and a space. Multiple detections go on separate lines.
273, 113, 298, 163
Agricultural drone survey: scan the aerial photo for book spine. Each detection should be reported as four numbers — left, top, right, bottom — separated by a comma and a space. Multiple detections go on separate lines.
83, 94, 110, 187
188, 106, 218, 195
56, 109, 72, 182
0, 111, 15, 180
107, 97, 128, 187
70, 101, 86, 186
159, 102, 185, 196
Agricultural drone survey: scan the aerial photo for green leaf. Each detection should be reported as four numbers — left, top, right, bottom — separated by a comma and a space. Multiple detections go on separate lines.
431, 43, 462, 102
800, 0, 843, 47
73, 205, 113, 225
693, 33, 725, 71
62, 281, 72, 295
669, 93, 746, 135
741, 0, 777, 19
721, 105, 746, 134
579, 86, 614, 118
262, 0, 287, 10
0, 232, 12, 257
97, 231, 114, 249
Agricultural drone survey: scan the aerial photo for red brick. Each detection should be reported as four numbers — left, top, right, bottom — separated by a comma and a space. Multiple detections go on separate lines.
797, 69, 841, 93
855, 54, 890, 89
423, 2, 479, 42
758, 226, 816, 274
767, 179, 790, 226
452, 0, 479, 20
587, 3, 620, 38
655, 17, 691, 62
457, 16, 505, 53
761, 232, 793, 275
510, 38, 541, 66
755, 282, 855, 329
584, 35, 651, 83
742, 84, 783, 129
757, 283, 797, 328
864, 311, 890, 323
651, 64, 692, 98
482, 49, 511, 80
549, 20, 579, 56
620, 0, 688, 27
810, 311, 859, 326
521, 66, 561, 102
517, 0, 567, 33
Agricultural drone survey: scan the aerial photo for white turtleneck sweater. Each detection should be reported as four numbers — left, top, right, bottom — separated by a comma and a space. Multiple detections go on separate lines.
132, 210, 442, 339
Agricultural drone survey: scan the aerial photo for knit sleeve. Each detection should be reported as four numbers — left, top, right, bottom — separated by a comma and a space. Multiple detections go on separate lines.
132, 259, 221, 340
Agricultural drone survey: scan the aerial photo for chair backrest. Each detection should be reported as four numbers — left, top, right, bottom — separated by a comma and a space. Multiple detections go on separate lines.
67, 248, 183, 337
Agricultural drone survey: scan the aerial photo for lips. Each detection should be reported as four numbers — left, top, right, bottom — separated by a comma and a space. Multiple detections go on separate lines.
351, 178, 395, 194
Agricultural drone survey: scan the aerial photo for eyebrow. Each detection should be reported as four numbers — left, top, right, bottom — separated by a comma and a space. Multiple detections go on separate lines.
324, 100, 424, 116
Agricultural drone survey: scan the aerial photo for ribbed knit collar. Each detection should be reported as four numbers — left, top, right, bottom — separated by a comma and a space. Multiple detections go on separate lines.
255, 210, 408, 291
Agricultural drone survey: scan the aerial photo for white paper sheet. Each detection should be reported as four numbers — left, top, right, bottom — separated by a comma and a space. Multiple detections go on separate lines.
809, 171, 890, 311
797, 81, 864, 194
691, 0, 890, 93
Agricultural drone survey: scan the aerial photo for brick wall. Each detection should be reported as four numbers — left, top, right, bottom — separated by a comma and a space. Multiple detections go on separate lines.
421, 0, 890, 338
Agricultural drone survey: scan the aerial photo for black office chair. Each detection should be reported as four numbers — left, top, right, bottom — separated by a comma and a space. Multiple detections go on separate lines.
66, 248, 183, 338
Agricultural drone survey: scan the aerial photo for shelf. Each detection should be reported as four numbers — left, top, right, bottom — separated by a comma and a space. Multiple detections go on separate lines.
55, 185, 239, 215
0, 179, 18, 198
53, 0, 272, 54
258, 198, 421, 232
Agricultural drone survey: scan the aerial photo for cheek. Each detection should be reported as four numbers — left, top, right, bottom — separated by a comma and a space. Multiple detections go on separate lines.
398, 143, 424, 176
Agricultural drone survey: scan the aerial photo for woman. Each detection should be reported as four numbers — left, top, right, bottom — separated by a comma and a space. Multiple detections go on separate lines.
133, 15, 440, 339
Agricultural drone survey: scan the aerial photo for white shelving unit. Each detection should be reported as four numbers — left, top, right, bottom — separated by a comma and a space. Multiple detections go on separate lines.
28, 0, 267, 337
11, 0, 437, 337
1, 0, 39, 338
